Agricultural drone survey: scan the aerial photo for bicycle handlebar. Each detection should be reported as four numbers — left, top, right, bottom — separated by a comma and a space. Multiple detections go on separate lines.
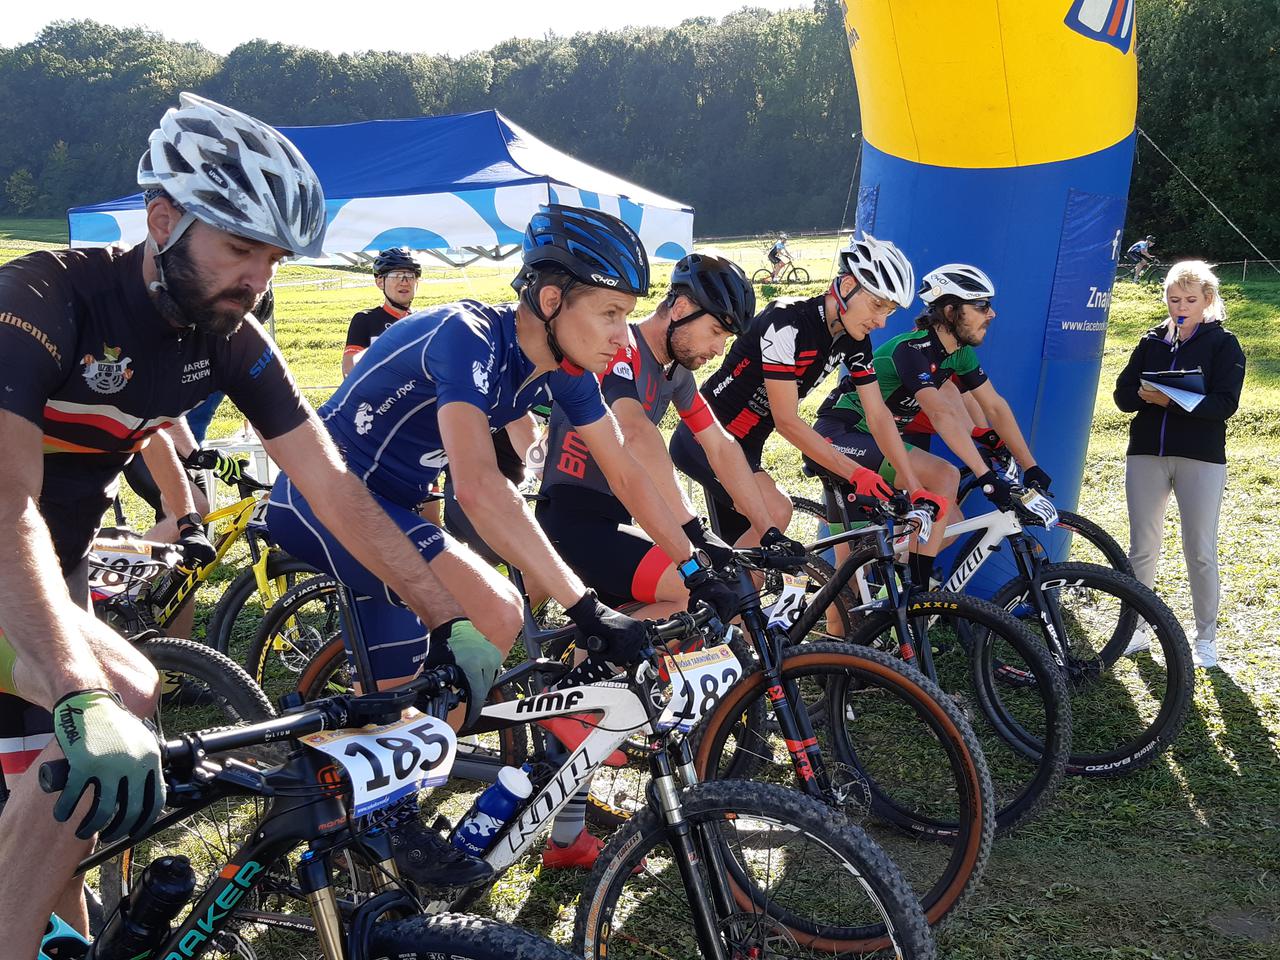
39, 663, 464, 795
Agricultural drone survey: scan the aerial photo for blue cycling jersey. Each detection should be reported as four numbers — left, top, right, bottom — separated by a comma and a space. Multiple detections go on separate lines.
320, 299, 607, 508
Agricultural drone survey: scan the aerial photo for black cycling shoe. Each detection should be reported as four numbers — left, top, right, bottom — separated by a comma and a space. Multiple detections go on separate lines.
376, 801, 494, 889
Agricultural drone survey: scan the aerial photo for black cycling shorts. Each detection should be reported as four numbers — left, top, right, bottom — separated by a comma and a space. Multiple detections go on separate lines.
669, 420, 764, 544
535, 488, 671, 608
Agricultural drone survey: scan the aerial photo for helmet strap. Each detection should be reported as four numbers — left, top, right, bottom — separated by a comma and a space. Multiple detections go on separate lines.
524, 277, 584, 375
829, 277, 859, 320
663, 306, 710, 380
147, 211, 200, 329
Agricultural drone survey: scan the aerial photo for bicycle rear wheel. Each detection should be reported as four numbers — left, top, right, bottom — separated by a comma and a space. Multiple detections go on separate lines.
991, 562, 1193, 776
206, 550, 323, 662
247, 574, 346, 710
690, 642, 992, 932
751, 267, 773, 284
574, 779, 935, 959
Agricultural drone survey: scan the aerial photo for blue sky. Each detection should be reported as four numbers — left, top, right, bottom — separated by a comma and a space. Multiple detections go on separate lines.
2, 2, 806, 56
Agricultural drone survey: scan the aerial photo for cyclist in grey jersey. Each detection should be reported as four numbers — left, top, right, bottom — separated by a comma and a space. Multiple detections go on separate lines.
537, 254, 797, 620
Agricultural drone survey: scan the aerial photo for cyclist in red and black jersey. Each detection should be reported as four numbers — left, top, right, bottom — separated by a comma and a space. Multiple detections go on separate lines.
671, 235, 945, 545
0, 94, 512, 955
342, 247, 422, 377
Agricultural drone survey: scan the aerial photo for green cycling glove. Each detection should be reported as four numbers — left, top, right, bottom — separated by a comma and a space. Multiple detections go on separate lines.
51, 689, 165, 843
432, 620, 503, 732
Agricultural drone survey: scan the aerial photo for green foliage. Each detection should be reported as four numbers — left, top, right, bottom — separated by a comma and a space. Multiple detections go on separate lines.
0, 2, 1275, 256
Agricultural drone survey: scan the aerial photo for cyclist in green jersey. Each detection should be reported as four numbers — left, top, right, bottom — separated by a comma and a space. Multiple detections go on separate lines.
814, 263, 1051, 586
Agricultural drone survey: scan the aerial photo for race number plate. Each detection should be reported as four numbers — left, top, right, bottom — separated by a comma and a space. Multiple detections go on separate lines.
657, 645, 743, 733
300, 714, 457, 817
1021, 490, 1059, 529
767, 572, 810, 629
88, 545, 171, 600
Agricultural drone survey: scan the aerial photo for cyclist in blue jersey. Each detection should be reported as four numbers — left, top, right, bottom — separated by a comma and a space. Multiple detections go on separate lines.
266, 205, 736, 876
1126, 235, 1156, 280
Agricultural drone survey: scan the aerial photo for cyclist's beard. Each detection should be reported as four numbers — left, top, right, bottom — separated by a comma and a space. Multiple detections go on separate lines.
159, 235, 260, 337
669, 324, 705, 371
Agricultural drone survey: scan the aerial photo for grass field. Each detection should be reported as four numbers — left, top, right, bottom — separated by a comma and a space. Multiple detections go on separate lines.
3, 223, 1277, 957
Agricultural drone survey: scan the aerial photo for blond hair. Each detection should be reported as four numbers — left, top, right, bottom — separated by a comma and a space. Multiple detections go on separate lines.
1162, 260, 1226, 325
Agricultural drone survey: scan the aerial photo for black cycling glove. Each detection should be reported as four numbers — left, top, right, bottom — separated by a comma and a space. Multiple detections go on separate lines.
976, 470, 1014, 510
565, 590, 650, 667
683, 567, 741, 623
175, 513, 216, 573
681, 517, 735, 570
1023, 465, 1053, 492
761, 526, 806, 558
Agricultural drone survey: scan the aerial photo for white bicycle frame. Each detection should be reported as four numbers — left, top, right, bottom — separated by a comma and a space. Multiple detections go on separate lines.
462, 681, 651, 874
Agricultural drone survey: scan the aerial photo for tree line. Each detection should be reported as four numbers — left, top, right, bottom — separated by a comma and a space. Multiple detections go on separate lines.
0, 1, 1274, 258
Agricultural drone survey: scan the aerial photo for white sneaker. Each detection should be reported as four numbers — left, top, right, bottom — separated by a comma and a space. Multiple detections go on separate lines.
1192, 639, 1219, 669
1122, 624, 1154, 657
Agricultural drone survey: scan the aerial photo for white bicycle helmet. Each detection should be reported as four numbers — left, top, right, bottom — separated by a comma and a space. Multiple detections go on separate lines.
918, 264, 996, 305
138, 92, 326, 258
837, 234, 915, 308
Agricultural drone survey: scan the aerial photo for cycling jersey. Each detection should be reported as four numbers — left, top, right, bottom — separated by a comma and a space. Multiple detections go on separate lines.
816, 327, 988, 434
541, 324, 714, 497
319, 299, 607, 509
1128, 240, 1153, 257
0, 245, 308, 567
701, 294, 875, 451
768, 241, 787, 263
344, 303, 408, 358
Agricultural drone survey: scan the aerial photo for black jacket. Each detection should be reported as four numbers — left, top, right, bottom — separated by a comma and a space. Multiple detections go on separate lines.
1113, 321, 1246, 464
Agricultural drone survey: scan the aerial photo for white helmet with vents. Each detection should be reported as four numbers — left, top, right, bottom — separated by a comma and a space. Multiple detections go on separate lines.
837, 234, 915, 308
138, 92, 326, 258
918, 264, 996, 305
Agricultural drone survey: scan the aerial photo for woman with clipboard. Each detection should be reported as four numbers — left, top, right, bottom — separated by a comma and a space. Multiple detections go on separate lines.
1114, 261, 1246, 669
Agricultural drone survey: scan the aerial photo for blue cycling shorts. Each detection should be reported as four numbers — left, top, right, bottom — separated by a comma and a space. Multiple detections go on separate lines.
266, 474, 448, 683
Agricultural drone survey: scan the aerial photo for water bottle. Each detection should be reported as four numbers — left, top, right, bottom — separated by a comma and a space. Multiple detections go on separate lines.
90, 856, 196, 960
38, 914, 88, 960
450, 765, 532, 857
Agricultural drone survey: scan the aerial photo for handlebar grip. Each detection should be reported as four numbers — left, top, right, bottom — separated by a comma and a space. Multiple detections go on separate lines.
39, 759, 70, 793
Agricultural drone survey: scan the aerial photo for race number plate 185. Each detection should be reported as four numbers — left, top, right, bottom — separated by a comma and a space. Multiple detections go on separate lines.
767, 572, 810, 629
657, 645, 743, 733
300, 714, 457, 817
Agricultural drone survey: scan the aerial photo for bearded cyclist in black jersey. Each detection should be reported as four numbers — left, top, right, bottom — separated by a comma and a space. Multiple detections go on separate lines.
0, 94, 525, 956
814, 263, 1052, 585
672, 235, 948, 552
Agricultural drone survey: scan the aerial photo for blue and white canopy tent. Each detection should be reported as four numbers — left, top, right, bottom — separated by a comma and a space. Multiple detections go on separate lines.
68, 109, 694, 266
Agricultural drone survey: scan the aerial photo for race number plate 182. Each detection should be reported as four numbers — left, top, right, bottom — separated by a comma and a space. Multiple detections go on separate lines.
300, 714, 457, 817
657, 645, 742, 733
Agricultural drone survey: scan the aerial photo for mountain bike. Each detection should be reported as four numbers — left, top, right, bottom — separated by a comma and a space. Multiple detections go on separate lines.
92, 474, 320, 664
780, 489, 1072, 834
42, 666, 579, 960
799, 471, 1191, 778
752, 259, 810, 285
688, 546, 995, 939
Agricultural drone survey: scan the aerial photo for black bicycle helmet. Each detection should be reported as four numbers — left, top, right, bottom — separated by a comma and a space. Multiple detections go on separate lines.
512, 204, 649, 369
662, 254, 754, 377
372, 247, 422, 277
668, 254, 755, 335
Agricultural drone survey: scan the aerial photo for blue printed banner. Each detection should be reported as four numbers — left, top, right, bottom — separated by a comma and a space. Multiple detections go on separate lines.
1043, 188, 1129, 363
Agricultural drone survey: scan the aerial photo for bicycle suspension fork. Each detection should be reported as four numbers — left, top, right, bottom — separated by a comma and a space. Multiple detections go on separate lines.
1010, 536, 1072, 665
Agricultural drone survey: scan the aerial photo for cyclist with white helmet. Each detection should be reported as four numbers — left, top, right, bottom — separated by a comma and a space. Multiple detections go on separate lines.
265, 204, 736, 875
343, 247, 423, 376
815, 262, 1052, 584
0, 93, 486, 955
672, 234, 944, 547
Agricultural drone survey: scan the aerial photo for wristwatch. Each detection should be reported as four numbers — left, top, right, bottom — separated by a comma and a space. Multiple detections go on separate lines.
175, 512, 203, 535
677, 550, 712, 581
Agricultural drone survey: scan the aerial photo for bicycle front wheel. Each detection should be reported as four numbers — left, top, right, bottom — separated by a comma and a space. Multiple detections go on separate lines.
991, 562, 1193, 776
574, 779, 935, 959
845, 591, 1072, 835
206, 550, 323, 662
785, 266, 810, 284
690, 642, 992, 932
247, 574, 346, 709
372, 913, 578, 960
